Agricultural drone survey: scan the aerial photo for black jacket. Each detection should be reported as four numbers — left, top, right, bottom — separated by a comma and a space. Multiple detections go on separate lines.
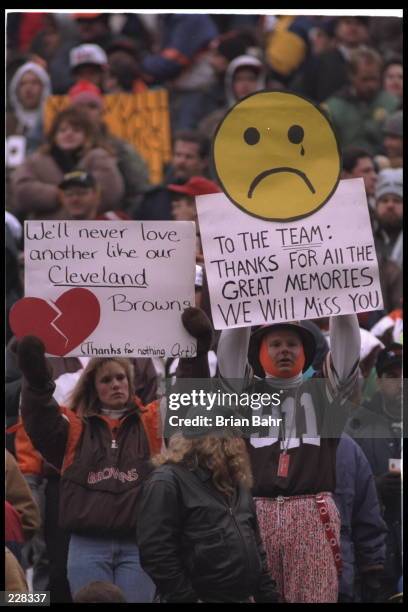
137, 463, 278, 603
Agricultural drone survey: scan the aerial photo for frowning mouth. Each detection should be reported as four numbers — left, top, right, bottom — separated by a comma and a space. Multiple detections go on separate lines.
248, 167, 316, 198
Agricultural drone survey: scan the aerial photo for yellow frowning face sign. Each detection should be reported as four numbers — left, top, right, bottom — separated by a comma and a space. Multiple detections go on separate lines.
213, 91, 341, 221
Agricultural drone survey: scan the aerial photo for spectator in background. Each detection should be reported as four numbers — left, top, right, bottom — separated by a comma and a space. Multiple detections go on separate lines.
324, 48, 400, 155
294, 16, 370, 103
58, 171, 130, 221
7, 61, 51, 156
335, 434, 387, 602
379, 111, 403, 170
368, 17, 403, 62
12, 106, 124, 221
199, 55, 265, 140
382, 58, 403, 105
339, 144, 402, 318
5, 449, 41, 563
307, 17, 336, 56
69, 43, 108, 90
370, 309, 403, 350
346, 345, 402, 600
5, 221, 23, 344
72, 13, 115, 50
104, 37, 147, 94
68, 80, 150, 216
207, 28, 261, 112
140, 14, 219, 130
341, 146, 377, 211
373, 168, 403, 268
168, 175, 221, 263
138, 130, 211, 221
29, 13, 79, 95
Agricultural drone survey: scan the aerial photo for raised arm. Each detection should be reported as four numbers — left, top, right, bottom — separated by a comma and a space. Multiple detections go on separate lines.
17, 336, 69, 470
323, 314, 361, 403
217, 327, 251, 380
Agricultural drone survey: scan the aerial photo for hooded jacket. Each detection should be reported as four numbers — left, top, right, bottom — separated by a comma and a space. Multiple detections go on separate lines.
199, 55, 265, 139
7, 62, 52, 155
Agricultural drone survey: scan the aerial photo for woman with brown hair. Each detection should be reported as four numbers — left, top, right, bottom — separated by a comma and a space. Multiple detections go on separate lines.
12, 106, 124, 220
17, 336, 161, 603
136, 426, 279, 603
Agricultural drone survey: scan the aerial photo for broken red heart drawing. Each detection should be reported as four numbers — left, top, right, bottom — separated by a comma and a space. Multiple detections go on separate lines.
9, 288, 101, 356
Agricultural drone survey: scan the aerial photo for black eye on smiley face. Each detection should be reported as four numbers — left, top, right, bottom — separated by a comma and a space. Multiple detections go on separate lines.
243, 124, 305, 147
288, 124, 304, 144
243, 127, 260, 145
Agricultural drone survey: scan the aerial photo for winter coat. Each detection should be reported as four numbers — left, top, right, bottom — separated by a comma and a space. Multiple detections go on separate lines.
5, 450, 41, 541
20, 378, 161, 536
334, 434, 387, 599
323, 87, 400, 155
137, 463, 278, 603
345, 393, 402, 592
12, 147, 125, 220
5, 547, 28, 593
102, 130, 150, 217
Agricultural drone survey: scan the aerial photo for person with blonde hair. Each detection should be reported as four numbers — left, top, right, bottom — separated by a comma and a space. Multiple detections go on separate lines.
137, 422, 279, 603
17, 336, 161, 603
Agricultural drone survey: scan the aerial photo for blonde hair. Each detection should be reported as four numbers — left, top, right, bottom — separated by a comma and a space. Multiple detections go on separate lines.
154, 432, 253, 497
68, 358, 135, 418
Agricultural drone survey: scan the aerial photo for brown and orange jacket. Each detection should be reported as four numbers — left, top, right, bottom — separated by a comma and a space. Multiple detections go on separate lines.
20, 378, 161, 537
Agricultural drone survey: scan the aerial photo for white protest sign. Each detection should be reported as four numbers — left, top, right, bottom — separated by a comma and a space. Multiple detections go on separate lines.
197, 178, 383, 329
18, 221, 197, 357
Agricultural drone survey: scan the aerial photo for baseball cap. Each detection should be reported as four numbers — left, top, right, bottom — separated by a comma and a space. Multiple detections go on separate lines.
376, 343, 402, 377
375, 168, 403, 201
383, 110, 403, 138
167, 176, 221, 197
59, 171, 96, 190
70, 44, 108, 70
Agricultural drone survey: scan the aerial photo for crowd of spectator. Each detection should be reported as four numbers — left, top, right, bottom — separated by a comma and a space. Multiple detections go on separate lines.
5, 11, 403, 604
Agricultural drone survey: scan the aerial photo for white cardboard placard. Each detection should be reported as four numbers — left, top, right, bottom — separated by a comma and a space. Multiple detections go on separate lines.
197, 178, 383, 329
23, 220, 197, 357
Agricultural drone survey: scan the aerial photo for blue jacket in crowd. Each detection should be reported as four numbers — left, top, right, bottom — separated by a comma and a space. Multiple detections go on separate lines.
334, 433, 387, 600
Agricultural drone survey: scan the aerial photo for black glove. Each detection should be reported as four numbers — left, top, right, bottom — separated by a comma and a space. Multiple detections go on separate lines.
17, 335, 52, 389
376, 472, 401, 499
360, 569, 385, 603
182, 307, 213, 356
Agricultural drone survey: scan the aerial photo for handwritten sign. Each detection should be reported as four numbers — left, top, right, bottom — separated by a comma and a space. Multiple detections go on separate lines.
43, 90, 172, 184
197, 178, 383, 329
20, 221, 196, 357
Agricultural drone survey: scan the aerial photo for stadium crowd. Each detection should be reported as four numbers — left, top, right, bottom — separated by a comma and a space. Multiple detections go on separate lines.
5, 11, 403, 604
